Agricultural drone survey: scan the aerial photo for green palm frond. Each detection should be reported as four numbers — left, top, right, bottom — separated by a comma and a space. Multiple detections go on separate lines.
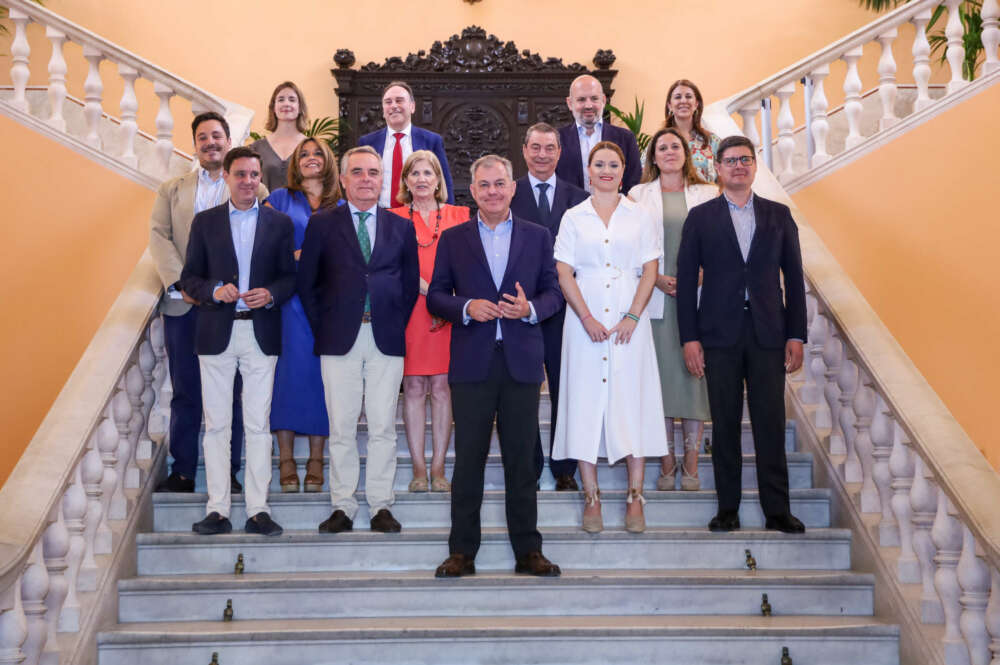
606, 97, 651, 153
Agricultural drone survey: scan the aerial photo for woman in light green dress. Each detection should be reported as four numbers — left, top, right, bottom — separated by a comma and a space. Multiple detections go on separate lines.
629, 128, 719, 491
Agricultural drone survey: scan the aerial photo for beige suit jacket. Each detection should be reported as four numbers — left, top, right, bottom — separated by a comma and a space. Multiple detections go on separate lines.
148, 170, 268, 316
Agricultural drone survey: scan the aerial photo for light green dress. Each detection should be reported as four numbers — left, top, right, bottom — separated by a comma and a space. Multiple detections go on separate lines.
650, 190, 711, 420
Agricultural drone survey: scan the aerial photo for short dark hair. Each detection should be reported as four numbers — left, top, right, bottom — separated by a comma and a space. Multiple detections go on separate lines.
716, 135, 756, 161
223, 146, 261, 173
382, 80, 414, 102
191, 111, 230, 141
523, 122, 560, 147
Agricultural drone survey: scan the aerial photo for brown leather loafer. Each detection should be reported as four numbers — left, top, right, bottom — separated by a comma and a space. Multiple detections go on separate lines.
318, 509, 353, 534
514, 551, 561, 577
435, 553, 476, 578
370, 508, 402, 533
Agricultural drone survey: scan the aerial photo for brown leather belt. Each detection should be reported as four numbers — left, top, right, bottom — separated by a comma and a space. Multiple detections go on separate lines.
234, 310, 253, 320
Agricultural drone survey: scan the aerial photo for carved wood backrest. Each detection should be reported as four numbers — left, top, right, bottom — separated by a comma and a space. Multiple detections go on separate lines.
332, 26, 618, 208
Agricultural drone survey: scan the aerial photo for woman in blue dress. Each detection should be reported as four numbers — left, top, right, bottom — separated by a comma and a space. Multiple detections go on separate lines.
267, 137, 342, 492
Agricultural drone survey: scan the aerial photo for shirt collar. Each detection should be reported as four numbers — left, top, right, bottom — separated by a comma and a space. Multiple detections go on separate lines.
387, 123, 412, 139
348, 201, 379, 218
723, 191, 754, 211
527, 172, 557, 191
477, 210, 513, 233
576, 120, 603, 138
228, 198, 259, 216
199, 167, 224, 185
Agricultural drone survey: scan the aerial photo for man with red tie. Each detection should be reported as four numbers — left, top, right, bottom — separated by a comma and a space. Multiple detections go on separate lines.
358, 81, 455, 208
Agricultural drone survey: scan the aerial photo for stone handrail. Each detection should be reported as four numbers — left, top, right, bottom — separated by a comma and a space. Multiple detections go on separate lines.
725, 0, 999, 188
704, 43, 1000, 662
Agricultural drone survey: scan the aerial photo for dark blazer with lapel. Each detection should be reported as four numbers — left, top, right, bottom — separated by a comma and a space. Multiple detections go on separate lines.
427, 215, 564, 384
510, 176, 587, 240
675, 194, 807, 350
297, 203, 420, 357
358, 125, 456, 204
555, 123, 642, 195
180, 203, 296, 356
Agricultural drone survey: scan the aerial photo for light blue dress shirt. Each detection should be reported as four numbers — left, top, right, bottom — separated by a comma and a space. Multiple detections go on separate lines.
195, 168, 229, 215
228, 199, 259, 311
577, 120, 603, 193
527, 172, 558, 206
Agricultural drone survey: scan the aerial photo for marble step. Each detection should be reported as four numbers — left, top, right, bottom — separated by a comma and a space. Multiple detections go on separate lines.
189, 451, 814, 493
187, 419, 798, 463
153, 488, 831, 532
96, 615, 900, 665
135, 527, 853, 575
117, 568, 874, 622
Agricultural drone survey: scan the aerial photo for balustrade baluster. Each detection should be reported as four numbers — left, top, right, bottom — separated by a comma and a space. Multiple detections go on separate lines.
0, 578, 28, 664
774, 83, 797, 183
935, 492, 970, 664
136, 340, 157, 463
125, 365, 145, 489
822, 329, 845, 455
986, 568, 1000, 665
841, 47, 865, 149
807, 311, 832, 428
58, 466, 85, 632
96, 420, 118, 556
45, 27, 68, 132
79, 445, 104, 591
870, 395, 895, 542
148, 318, 170, 441
798, 292, 820, 404
809, 65, 831, 166
983, 1, 1000, 74
837, 350, 862, 482
118, 65, 140, 168
153, 82, 176, 177
853, 375, 879, 512
8, 9, 31, 114
913, 455, 944, 622
959, 527, 991, 665
945, 0, 970, 92
877, 29, 899, 130
81, 46, 104, 149
110, 391, 132, 519
738, 103, 762, 150
40, 505, 69, 664
20, 543, 49, 665
912, 9, 934, 111
890, 423, 918, 578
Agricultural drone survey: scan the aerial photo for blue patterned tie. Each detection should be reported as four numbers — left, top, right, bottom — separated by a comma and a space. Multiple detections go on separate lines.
536, 182, 551, 225
356, 211, 372, 313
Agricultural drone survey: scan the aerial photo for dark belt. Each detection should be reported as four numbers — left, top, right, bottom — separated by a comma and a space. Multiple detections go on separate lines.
743, 301, 751, 311
234, 310, 253, 320
494, 339, 504, 349
361, 311, 372, 323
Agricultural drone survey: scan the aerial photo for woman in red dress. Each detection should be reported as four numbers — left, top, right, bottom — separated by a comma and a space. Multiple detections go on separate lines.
390, 150, 469, 492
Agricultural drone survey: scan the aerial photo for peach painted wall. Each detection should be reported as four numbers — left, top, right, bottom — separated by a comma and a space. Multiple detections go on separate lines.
793, 83, 1000, 467
0, 114, 153, 486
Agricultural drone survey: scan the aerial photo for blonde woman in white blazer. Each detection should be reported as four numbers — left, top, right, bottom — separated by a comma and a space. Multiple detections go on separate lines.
628, 127, 719, 492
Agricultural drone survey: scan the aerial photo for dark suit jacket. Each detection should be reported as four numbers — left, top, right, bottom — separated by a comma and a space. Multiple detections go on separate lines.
427, 216, 564, 384
555, 123, 642, 194
676, 194, 807, 349
359, 126, 455, 205
297, 203, 420, 357
510, 176, 588, 240
180, 203, 296, 356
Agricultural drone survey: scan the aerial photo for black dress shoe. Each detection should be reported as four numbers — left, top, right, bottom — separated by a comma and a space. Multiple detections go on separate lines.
245, 512, 283, 536
157, 472, 194, 493
192, 511, 232, 535
554, 474, 579, 491
370, 508, 402, 533
435, 553, 476, 578
766, 513, 806, 533
318, 509, 353, 534
708, 510, 741, 532
515, 551, 561, 577
230, 473, 243, 494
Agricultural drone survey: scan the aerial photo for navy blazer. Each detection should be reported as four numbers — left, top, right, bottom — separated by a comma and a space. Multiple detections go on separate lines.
427, 216, 564, 384
510, 176, 587, 240
358, 126, 455, 205
675, 194, 807, 350
297, 203, 420, 357
180, 203, 296, 356
555, 123, 642, 195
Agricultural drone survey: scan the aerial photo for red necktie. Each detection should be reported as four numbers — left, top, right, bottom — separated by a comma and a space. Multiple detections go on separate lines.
390, 132, 405, 206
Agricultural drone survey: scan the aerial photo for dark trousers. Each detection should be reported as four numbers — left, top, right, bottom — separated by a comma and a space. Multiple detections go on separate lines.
703, 308, 790, 518
534, 308, 577, 480
449, 345, 542, 559
162, 309, 243, 479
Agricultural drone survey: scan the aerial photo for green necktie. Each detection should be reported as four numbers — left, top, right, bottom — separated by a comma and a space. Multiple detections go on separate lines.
356, 211, 372, 313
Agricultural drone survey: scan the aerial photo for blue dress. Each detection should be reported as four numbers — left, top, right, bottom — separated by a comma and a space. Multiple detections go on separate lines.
267, 188, 332, 435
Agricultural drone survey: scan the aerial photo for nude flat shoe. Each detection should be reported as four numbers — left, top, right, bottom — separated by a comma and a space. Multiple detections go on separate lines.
582, 487, 603, 533
625, 488, 647, 533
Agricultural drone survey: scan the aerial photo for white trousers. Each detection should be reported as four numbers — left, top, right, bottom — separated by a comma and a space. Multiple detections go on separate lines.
321, 324, 403, 520
199, 320, 277, 518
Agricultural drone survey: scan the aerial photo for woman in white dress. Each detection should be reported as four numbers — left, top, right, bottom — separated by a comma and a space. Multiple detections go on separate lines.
552, 141, 668, 534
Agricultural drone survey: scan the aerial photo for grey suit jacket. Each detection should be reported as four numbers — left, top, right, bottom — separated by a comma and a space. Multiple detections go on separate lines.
148, 170, 267, 316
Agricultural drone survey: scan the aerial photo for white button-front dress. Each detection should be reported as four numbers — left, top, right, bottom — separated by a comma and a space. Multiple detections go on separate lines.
552, 195, 669, 465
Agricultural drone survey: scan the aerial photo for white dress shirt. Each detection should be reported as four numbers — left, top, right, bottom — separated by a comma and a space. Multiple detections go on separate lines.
348, 202, 378, 252
195, 168, 229, 215
379, 124, 412, 207
527, 172, 558, 206
577, 120, 603, 193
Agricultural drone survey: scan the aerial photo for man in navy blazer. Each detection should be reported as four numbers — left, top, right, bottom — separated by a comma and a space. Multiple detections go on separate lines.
358, 80, 455, 207
675, 135, 807, 535
555, 74, 642, 195
428, 154, 564, 579
180, 146, 296, 537
510, 122, 588, 491
298, 145, 420, 536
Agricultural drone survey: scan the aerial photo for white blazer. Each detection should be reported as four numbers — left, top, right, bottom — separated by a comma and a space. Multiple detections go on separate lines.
628, 180, 719, 319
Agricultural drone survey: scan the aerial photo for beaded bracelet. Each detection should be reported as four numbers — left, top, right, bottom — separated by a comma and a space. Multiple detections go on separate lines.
624, 313, 640, 323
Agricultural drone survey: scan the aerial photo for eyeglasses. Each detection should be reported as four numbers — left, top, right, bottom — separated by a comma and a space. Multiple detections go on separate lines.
719, 155, 756, 167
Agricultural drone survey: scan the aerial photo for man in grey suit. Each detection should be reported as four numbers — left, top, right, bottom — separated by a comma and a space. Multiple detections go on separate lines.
148, 111, 267, 493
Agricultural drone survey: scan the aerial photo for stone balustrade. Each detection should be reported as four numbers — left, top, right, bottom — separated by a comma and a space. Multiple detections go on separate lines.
728, 0, 1000, 190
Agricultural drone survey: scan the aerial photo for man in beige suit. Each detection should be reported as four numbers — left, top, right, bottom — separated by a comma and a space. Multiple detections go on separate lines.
149, 111, 267, 492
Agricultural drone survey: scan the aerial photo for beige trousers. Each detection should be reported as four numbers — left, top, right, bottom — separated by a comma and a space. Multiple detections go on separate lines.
321, 324, 403, 520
